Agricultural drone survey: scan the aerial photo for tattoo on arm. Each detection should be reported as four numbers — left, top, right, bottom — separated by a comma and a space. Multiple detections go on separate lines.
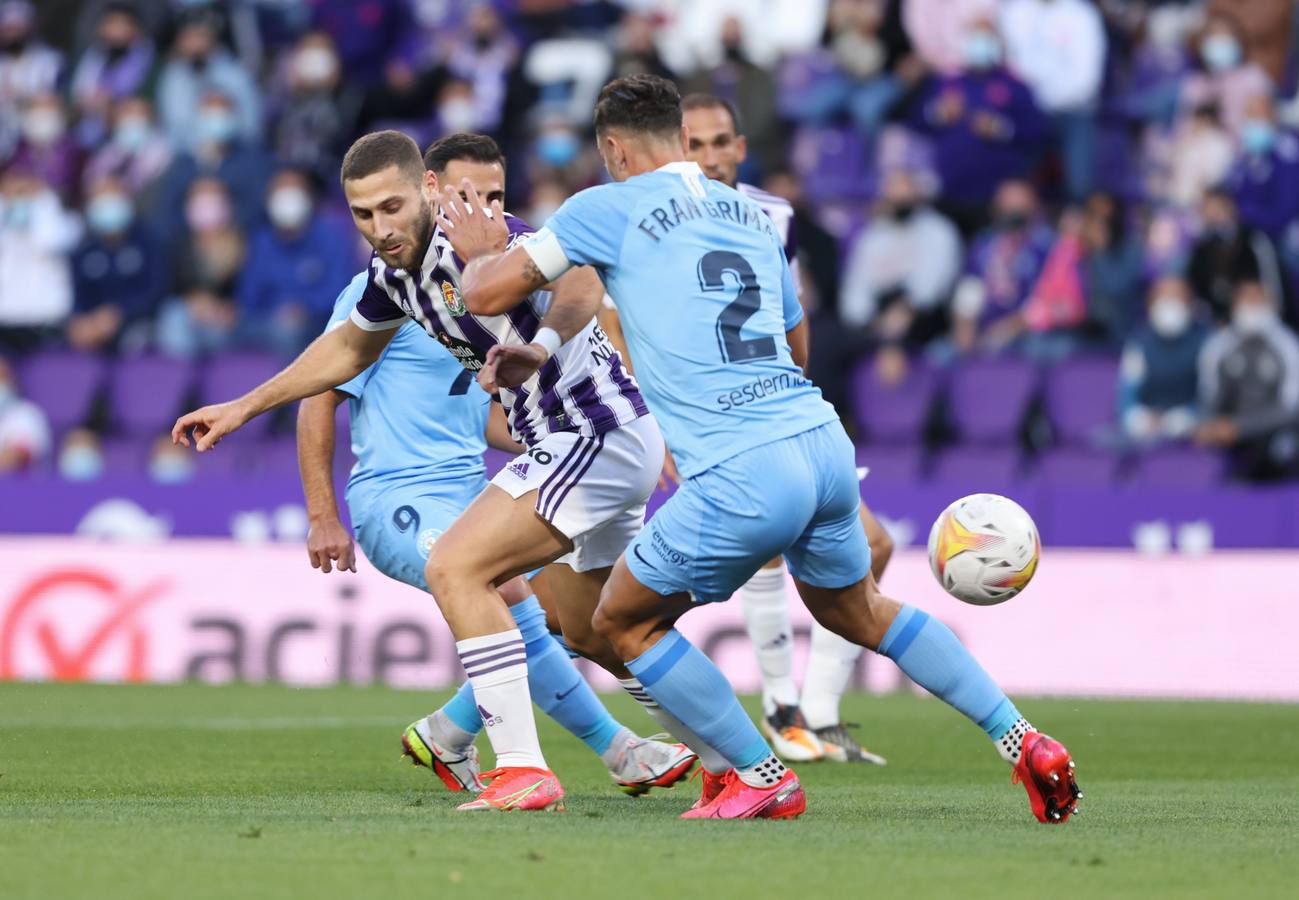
521, 258, 547, 290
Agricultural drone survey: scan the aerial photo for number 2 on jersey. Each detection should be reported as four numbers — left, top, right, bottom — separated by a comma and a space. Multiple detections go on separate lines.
698, 251, 777, 364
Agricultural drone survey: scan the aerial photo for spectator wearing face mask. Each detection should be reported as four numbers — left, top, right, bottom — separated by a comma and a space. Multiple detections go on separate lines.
443, 5, 518, 137
6, 92, 83, 204
0, 166, 81, 352
611, 10, 674, 82
68, 2, 156, 148
82, 94, 173, 208
156, 89, 271, 234
1119, 275, 1209, 444
236, 169, 354, 359
68, 174, 166, 354
905, 17, 1047, 234
0, 0, 62, 160
155, 177, 244, 359
56, 426, 104, 482
269, 32, 359, 188
155, 12, 261, 151
1196, 279, 1299, 480
0, 355, 50, 474
147, 432, 194, 484
1228, 92, 1299, 244
1178, 13, 1272, 139
950, 178, 1056, 355
1187, 188, 1291, 327
903, 0, 998, 75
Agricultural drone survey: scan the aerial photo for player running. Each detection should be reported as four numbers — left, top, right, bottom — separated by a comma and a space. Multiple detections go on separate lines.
174, 130, 721, 813
440, 74, 1081, 823
296, 143, 692, 797
604, 91, 894, 765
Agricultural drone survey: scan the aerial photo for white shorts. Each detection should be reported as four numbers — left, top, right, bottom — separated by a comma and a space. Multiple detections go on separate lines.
490, 414, 664, 572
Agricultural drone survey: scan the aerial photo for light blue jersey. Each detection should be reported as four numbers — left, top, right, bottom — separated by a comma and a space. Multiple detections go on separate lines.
525, 161, 837, 480
326, 273, 490, 588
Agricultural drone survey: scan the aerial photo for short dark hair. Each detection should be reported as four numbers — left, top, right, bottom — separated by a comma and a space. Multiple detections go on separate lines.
681, 93, 741, 134
340, 130, 425, 187
594, 74, 682, 139
423, 132, 506, 175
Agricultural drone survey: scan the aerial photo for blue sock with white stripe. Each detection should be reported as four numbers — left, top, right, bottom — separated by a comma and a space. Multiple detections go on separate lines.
511, 596, 624, 755
878, 605, 1031, 762
627, 629, 773, 774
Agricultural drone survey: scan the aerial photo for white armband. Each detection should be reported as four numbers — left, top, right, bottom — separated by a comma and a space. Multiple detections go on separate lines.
533, 327, 563, 360
522, 227, 574, 282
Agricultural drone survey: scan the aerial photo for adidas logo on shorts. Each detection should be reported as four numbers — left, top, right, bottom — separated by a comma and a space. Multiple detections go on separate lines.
507, 462, 529, 479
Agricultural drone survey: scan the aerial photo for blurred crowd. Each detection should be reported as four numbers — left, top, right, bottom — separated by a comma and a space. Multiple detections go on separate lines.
2, 0, 1299, 484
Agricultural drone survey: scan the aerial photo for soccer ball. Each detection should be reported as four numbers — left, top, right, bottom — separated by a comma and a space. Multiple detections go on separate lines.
927, 493, 1040, 606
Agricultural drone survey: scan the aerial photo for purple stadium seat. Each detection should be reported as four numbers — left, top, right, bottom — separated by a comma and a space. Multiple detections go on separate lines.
18, 351, 106, 435
243, 438, 301, 475
929, 446, 1023, 486
791, 126, 874, 204
108, 355, 195, 438
850, 359, 940, 445
1044, 356, 1119, 446
199, 353, 283, 438
1032, 447, 1119, 487
1129, 445, 1225, 489
855, 443, 922, 485
946, 358, 1038, 444
483, 447, 513, 478
100, 437, 149, 474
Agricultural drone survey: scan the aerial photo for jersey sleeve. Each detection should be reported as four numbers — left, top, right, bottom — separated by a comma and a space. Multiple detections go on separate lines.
779, 249, 803, 331
524, 184, 627, 280
348, 262, 407, 332
327, 272, 380, 399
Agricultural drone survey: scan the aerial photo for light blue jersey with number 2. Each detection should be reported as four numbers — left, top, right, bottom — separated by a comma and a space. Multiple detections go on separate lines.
525, 161, 837, 480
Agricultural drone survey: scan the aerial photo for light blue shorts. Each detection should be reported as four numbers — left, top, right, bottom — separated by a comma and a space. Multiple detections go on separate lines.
625, 422, 871, 603
349, 478, 487, 591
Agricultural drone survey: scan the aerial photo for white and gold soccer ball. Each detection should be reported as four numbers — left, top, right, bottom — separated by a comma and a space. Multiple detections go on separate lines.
927, 493, 1040, 606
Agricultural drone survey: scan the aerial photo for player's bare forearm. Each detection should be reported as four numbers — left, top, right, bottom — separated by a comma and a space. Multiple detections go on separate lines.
787, 319, 810, 371
539, 266, 605, 343
485, 401, 524, 454
173, 321, 392, 451
597, 302, 633, 374
460, 247, 549, 315
297, 390, 347, 524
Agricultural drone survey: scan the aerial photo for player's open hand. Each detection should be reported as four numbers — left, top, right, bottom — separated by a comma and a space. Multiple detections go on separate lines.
479, 342, 546, 392
307, 518, 356, 574
171, 400, 251, 452
437, 179, 508, 262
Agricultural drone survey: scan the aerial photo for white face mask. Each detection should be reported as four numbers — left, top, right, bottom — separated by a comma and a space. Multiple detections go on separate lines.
294, 46, 338, 85
1150, 297, 1191, 338
440, 98, 478, 134
267, 186, 312, 230
22, 107, 64, 145
1233, 304, 1276, 335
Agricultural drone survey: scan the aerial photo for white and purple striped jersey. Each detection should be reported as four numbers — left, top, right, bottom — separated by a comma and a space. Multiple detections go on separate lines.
737, 182, 800, 294
349, 214, 648, 445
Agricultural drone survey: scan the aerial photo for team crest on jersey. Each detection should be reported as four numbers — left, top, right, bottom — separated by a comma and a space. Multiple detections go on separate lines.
440, 281, 467, 317
417, 528, 442, 559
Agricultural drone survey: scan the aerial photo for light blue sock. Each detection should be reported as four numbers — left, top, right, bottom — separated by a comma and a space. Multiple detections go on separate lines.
550, 631, 580, 660
627, 629, 771, 770
439, 680, 482, 736
878, 605, 1023, 741
511, 596, 624, 755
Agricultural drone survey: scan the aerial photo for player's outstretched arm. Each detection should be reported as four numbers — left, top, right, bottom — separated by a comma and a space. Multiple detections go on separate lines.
297, 390, 356, 574
171, 320, 394, 451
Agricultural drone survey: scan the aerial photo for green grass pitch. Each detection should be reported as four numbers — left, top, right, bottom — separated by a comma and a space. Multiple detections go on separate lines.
1, 682, 1296, 899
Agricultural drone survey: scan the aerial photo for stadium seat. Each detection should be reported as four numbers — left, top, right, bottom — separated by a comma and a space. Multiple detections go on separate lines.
849, 359, 939, 445
1044, 356, 1119, 447
854, 442, 922, 485
99, 437, 149, 475
1031, 446, 1120, 487
791, 125, 874, 204
18, 350, 106, 436
929, 446, 1022, 487
945, 357, 1038, 444
1129, 445, 1226, 489
108, 355, 195, 438
199, 353, 284, 438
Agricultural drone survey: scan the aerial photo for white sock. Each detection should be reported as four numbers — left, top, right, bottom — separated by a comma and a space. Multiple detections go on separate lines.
996, 717, 1035, 766
457, 629, 546, 770
618, 677, 730, 774
740, 564, 799, 717
736, 753, 787, 788
424, 709, 475, 752
799, 623, 864, 730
